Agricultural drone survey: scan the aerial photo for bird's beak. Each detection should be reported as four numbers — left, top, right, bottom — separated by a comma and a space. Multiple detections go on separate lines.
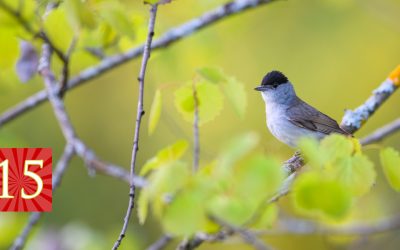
254, 85, 269, 91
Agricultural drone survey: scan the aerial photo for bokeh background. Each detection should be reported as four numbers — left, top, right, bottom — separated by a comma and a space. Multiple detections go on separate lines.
1, 0, 400, 249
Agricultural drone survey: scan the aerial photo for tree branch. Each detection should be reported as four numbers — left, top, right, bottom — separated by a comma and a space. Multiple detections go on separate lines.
10, 143, 75, 250
211, 216, 271, 250
360, 118, 400, 145
147, 234, 173, 250
38, 43, 146, 186
192, 81, 200, 172
259, 215, 400, 236
112, 3, 158, 250
341, 65, 400, 133
0, 0, 277, 127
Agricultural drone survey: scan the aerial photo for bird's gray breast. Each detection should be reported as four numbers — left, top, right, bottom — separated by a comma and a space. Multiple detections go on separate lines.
265, 103, 323, 147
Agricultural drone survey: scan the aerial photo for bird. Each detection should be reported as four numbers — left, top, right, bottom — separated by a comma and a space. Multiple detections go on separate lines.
254, 70, 350, 147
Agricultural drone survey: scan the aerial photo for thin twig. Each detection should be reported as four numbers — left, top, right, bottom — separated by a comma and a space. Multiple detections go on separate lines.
0, 0, 277, 127
59, 37, 77, 97
258, 215, 400, 236
38, 43, 146, 186
10, 144, 75, 250
341, 66, 400, 133
147, 234, 173, 250
192, 81, 200, 171
177, 231, 230, 250
112, 4, 158, 250
210, 216, 271, 250
179, 215, 400, 250
360, 118, 400, 145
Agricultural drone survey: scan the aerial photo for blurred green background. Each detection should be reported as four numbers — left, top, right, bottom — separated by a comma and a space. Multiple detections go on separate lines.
1, 0, 400, 249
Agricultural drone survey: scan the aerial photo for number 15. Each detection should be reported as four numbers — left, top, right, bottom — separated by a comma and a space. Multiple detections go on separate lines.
0, 159, 44, 199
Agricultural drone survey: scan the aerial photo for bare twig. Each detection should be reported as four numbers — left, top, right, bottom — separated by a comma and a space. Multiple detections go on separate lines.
178, 215, 400, 250
38, 43, 146, 186
360, 118, 400, 145
210, 216, 270, 250
112, 4, 158, 250
341, 65, 400, 133
147, 234, 173, 250
192, 81, 200, 172
9, 213, 42, 250
59, 37, 77, 97
0, 0, 277, 127
177, 231, 230, 250
10, 144, 75, 250
258, 215, 400, 236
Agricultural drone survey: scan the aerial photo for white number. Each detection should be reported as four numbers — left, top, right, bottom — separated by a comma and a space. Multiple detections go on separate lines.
0, 159, 44, 199
0, 160, 14, 198
21, 160, 44, 199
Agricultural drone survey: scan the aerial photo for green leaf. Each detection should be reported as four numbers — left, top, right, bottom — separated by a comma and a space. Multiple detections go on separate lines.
380, 147, 400, 192
252, 204, 278, 229
217, 133, 259, 174
64, 0, 97, 31
99, 3, 135, 39
320, 134, 353, 163
174, 81, 224, 125
0, 28, 18, 68
298, 137, 326, 169
162, 190, 207, 236
140, 140, 188, 175
293, 172, 352, 219
207, 194, 256, 226
43, 8, 74, 52
222, 77, 247, 118
137, 189, 149, 224
234, 155, 284, 202
328, 155, 375, 196
148, 89, 162, 135
148, 162, 190, 217
197, 67, 226, 83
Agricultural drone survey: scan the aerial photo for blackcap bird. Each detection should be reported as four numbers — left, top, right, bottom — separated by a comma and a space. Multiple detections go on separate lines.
255, 70, 350, 147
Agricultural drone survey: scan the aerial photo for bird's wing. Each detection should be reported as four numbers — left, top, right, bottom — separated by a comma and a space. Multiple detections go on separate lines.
286, 100, 350, 135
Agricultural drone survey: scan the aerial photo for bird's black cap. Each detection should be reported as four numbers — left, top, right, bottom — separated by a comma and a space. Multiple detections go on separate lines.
261, 70, 288, 86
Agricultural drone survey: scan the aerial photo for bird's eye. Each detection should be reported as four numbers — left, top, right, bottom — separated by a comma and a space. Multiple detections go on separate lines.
272, 83, 278, 88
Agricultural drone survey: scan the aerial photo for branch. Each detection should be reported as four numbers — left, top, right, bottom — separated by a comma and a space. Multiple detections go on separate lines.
341, 65, 400, 133
211, 216, 271, 250
0, 0, 277, 127
360, 118, 400, 145
177, 231, 230, 250
258, 215, 400, 236
38, 43, 146, 187
59, 37, 77, 97
112, 4, 158, 250
192, 81, 200, 172
178, 215, 400, 250
10, 144, 75, 250
147, 234, 173, 250
178, 216, 271, 250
